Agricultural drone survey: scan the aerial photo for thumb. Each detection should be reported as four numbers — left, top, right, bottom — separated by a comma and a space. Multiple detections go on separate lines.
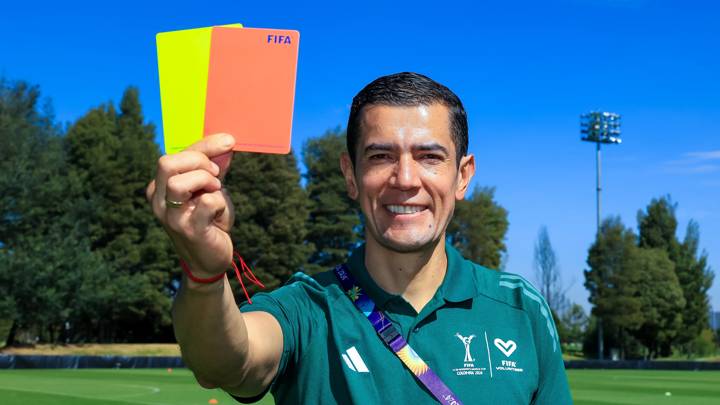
211, 151, 234, 180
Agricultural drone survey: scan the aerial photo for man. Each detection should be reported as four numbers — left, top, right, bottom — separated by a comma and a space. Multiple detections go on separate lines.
146, 72, 572, 404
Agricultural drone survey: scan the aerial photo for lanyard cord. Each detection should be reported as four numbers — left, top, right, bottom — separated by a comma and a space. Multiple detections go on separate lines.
334, 264, 463, 405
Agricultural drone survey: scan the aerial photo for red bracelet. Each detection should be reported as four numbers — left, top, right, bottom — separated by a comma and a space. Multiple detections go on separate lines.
179, 252, 266, 304
180, 260, 226, 283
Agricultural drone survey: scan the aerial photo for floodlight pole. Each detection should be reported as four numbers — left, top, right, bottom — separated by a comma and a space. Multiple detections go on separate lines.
596, 142, 601, 239
595, 141, 603, 360
580, 111, 621, 361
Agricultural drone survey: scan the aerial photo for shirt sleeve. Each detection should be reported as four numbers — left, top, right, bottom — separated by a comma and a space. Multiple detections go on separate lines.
236, 273, 326, 399
239, 292, 295, 389
529, 300, 573, 405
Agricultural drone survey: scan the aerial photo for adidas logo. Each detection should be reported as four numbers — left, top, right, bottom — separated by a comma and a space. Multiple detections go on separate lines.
341, 346, 369, 373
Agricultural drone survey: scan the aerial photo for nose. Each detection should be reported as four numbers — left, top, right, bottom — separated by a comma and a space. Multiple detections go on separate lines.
391, 154, 421, 190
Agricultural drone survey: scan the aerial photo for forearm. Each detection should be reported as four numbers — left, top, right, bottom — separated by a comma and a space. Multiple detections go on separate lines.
172, 275, 250, 388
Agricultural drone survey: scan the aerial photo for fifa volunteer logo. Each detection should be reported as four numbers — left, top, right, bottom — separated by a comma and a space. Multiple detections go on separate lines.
267, 34, 292, 44
493, 338, 517, 357
493, 337, 524, 373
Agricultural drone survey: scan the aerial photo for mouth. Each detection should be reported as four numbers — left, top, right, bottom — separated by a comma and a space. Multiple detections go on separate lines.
384, 204, 428, 215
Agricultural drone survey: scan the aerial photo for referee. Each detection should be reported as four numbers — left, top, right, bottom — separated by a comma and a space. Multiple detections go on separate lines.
146, 72, 572, 404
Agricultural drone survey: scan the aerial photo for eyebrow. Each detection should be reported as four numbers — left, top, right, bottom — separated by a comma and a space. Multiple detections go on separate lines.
364, 143, 394, 154
363, 142, 450, 156
414, 142, 450, 156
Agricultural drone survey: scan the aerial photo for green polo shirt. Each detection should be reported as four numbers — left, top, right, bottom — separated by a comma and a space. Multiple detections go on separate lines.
238, 243, 572, 404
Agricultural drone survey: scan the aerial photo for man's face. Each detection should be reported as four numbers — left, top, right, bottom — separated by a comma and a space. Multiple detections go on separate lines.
341, 103, 475, 253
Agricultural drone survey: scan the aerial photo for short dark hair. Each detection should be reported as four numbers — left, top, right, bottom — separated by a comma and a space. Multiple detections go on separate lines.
346, 72, 468, 166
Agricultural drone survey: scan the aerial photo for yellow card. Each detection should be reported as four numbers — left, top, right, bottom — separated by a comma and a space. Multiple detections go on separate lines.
156, 23, 242, 154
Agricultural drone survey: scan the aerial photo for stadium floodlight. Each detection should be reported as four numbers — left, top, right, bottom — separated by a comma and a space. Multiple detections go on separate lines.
580, 111, 622, 360
581, 112, 622, 144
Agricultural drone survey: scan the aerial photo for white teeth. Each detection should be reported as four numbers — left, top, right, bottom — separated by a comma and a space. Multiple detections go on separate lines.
386, 205, 424, 214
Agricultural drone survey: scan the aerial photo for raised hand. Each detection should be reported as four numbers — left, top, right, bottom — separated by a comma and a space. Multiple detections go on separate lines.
146, 133, 236, 278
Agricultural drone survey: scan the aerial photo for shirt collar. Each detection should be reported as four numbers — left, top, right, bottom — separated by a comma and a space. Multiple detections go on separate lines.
346, 244, 396, 309
438, 243, 479, 303
345, 242, 478, 308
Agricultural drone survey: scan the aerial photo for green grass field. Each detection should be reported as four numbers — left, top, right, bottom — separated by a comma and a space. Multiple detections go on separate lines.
568, 370, 720, 404
0, 368, 718, 404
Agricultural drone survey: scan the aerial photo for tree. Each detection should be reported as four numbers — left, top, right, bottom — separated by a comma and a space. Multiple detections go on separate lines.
584, 216, 644, 358
585, 212, 690, 359
533, 226, 567, 314
66, 88, 175, 275
1, 79, 59, 343
637, 196, 714, 352
65, 87, 175, 341
637, 196, 679, 255
0, 78, 60, 249
225, 152, 314, 293
303, 128, 361, 272
447, 187, 509, 269
674, 220, 714, 352
0, 78, 115, 344
626, 247, 685, 358
560, 304, 588, 345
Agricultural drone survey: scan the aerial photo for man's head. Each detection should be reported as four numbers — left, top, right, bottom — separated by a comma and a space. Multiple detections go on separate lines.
346, 72, 469, 167
341, 72, 475, 253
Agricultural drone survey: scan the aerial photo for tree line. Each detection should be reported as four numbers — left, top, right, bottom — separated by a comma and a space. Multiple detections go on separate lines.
2, 78, 714, 358
0, 80, 508, 344
583, 197, 714, 359
532, 197, 715, 359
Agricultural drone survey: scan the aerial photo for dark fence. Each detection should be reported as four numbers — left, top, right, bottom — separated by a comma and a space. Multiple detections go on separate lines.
565, 360, 720, 371
0, 355, 184, 369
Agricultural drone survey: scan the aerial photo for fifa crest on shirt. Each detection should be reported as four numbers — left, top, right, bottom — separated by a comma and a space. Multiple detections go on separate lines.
455, 333, 476, 362
451, 332, 487, 377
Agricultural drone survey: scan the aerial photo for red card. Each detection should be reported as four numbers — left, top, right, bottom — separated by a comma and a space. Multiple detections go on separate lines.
204, 27, 300, 154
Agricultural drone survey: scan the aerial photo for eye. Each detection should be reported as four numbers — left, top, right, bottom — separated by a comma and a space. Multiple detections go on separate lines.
368, 153, 391, 161
421, 153, 445, 163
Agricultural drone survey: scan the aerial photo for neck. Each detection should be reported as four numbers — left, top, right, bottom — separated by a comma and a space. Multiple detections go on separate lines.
364, 236, 448, 313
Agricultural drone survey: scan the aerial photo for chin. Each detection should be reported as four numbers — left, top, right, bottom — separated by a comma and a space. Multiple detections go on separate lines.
375, 233, 440, 254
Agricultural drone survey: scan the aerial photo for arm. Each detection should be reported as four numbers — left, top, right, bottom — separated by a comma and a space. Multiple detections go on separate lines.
173, 275, 283, 397
146, 134, 283, 397
530, 306, 572, 404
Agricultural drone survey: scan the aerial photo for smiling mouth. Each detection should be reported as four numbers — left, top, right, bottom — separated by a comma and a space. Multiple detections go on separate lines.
385, 204, 427, 214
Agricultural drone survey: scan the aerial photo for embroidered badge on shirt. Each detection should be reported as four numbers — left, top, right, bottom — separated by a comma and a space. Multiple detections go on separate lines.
493, 337, 524, 373
451, 332, 487, 377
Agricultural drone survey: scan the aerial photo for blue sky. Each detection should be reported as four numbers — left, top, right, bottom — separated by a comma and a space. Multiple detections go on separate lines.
2, 0, 718, 312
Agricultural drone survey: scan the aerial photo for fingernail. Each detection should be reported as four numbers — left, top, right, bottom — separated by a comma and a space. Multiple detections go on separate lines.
211, 162, 220, 174
223, 135, 235, 148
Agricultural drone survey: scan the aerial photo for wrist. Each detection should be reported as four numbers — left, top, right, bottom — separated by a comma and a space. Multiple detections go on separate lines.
177, 252, 266, 303
180, 260, 226, 284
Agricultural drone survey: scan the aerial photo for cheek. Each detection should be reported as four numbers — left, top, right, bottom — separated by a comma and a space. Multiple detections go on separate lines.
359, 168, 390, 194
425, 172, 458, 199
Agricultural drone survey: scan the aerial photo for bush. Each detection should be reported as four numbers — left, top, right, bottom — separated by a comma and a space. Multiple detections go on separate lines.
0, 319, 12, 348
687, 329, 717, 358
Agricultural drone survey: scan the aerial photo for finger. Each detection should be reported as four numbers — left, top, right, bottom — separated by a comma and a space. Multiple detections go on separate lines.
186, 133, 236, 157
165, 170, 222, 206
154, 151, 220, 207
221, 188, 235, 231
190, 190, 231, 235
146, 180, 156, 203
211, 151, 234, 180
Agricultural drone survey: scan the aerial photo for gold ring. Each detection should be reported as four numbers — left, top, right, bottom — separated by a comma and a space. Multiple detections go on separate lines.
165, 198, 184, 208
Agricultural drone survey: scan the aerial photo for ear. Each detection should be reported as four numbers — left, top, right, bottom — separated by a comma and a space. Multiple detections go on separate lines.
455, 154, 475, 200
340, 152, 359, 200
